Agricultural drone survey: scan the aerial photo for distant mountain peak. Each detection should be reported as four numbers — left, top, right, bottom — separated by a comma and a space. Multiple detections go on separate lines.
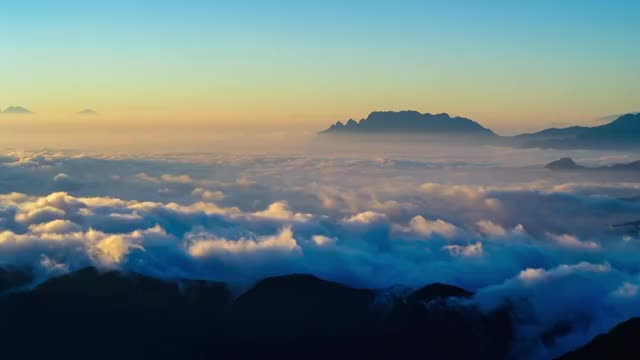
320, 110, 495, 136
2, 106, 33, 115
545, 158, 582, 170
77, 109, 98, 116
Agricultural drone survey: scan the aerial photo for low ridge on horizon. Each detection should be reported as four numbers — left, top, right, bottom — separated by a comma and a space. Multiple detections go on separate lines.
77, 109, 98, 116
1, 106, 33, 115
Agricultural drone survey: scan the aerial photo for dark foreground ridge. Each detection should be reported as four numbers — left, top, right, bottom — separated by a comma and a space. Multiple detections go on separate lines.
2, 267, 636, 359
0, 267, 511, 359
556, 318, 640, 360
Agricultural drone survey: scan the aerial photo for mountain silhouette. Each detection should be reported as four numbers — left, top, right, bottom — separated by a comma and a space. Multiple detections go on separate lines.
320, 111, 496, 136
518, 113, 640, 149
0, 267, 511, 359
596, 112, 640, 124
406, 282, 473, 302
0, 267, 32, 293
545, 158, 583, 170
556, 318, 640, 360
319, 111, 640, 150
7, 267, 635, 359
77, 109, 98, 116
545, 158, 640, 171
1, 106, 33, 115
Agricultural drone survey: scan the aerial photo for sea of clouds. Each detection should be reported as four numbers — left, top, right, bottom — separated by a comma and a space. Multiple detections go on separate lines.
0, 145, 639, 358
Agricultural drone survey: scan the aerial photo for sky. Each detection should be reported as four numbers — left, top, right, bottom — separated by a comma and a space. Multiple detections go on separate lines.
1, 0, 639, 134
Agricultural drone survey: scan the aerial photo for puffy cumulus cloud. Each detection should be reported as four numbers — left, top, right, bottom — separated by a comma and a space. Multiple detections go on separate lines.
443, 241, 483, 257
0, 192, 31, 204
420, 182, 502, 211
312, 235, 337, 246
53, 173, 72, 182
188, 227, 299, 257
135, 172, 160, 183
0, 151, 65, 168
0, 224, 164, 269
254, 201, 311, 221
547, 233, 600, 250
160, 174, 194, 184
95, 235, 131, 264
476, 220, 507, 237
345, 211, 387, 224
15, 206, 66, 225
29, 219, 81, 234
192, 188, 224, 201
405, 216, 458, 239
2, 149, 640, 358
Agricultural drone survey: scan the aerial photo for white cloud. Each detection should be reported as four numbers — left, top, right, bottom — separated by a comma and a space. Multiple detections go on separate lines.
160, 174, 194, 184
29, 219, 81, 234
408, 216, 458, 238
345, 211, 387, 224
254, 201, 311, 221
442, 242, 483, 257
312, 235, 337, 246
548, 233, 600, 249
192, 188, 224, 201
1, 149, 640, 358
53, 173, 72, 182
188, 227, 299, 257
475, 220, 506, 237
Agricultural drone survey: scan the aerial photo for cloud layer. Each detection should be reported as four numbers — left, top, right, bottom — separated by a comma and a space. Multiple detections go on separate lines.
0, 149, 639, 358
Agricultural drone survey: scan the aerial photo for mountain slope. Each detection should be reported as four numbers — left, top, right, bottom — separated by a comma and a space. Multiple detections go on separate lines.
0, 267, 32, 293
557, 318, 640, 360
518, 113, 640, 149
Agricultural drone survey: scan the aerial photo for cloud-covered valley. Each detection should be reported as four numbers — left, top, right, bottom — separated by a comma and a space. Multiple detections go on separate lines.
1, 147, 640, 358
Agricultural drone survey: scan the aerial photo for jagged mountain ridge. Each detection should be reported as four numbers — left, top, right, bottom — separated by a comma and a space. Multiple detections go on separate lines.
321, 111, 496, 136
319, 111, 640, 150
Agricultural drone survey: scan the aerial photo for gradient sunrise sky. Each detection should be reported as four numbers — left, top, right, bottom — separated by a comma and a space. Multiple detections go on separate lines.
2, 0, 639, 133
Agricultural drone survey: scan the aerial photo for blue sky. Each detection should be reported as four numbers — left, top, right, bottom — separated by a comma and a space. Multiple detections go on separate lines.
1, 0, 639, 132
